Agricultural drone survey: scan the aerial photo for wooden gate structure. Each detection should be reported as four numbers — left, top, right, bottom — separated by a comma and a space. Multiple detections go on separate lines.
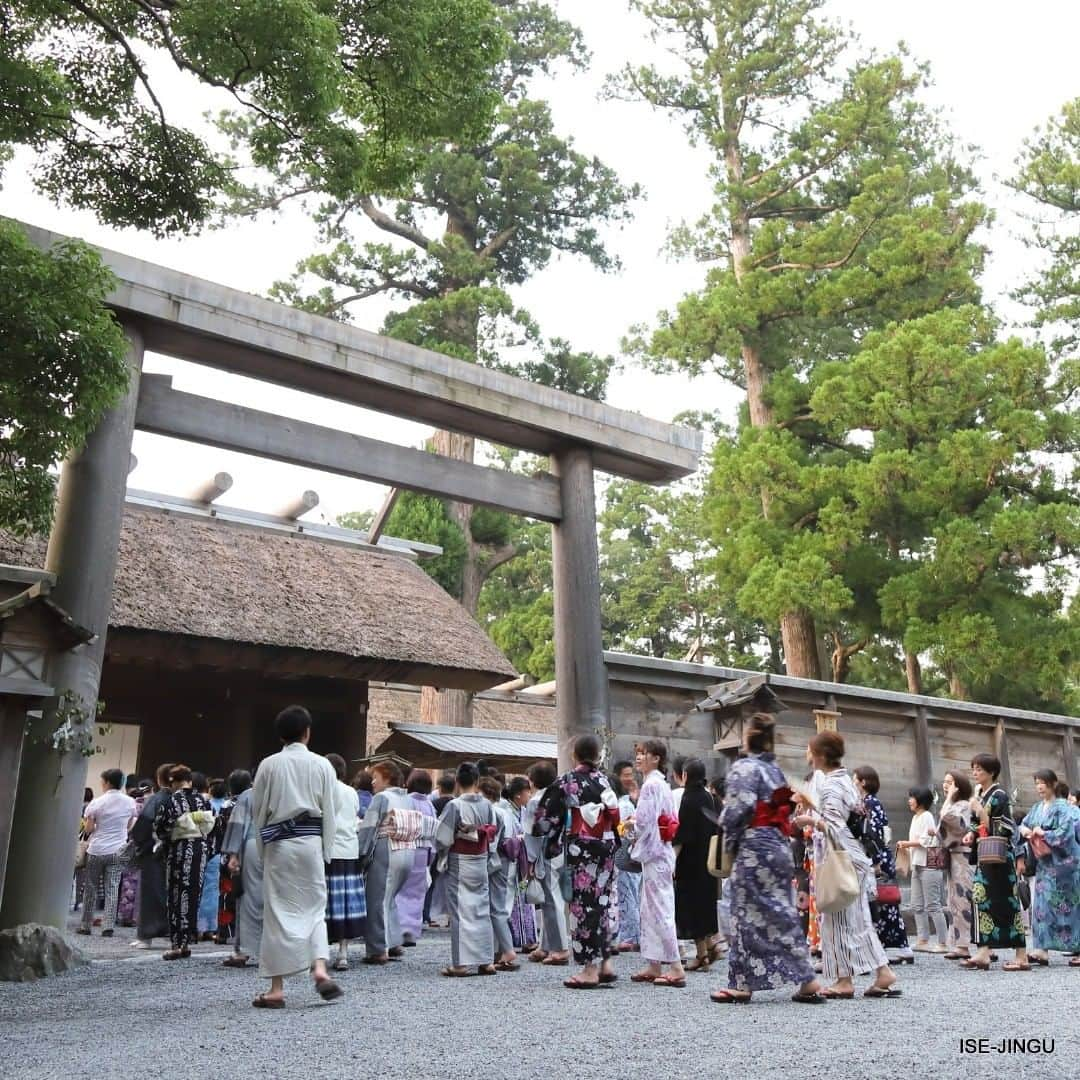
0, 222, 701, 930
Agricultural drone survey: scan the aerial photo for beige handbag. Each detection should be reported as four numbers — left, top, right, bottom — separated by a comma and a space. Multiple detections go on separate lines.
75, 838, 89, 869
707, 834, 727, 879
815, 829, 860, 913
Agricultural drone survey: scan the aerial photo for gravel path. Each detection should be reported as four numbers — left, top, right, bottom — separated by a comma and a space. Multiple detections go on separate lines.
1, 923, 1075, 1080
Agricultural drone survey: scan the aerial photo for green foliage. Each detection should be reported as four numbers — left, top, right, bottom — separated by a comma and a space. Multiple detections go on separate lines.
600, 478, 773, 667
266, 0, 636, 375
1, 0, 504, 234
0, 219, 128, 535
341, 492, 466, 596
1012, 97, 1080, 366
478, 520, 555, 680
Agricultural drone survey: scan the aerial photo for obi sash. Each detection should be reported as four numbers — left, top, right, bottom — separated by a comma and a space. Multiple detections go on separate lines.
259, 812, 322, 846
170, 809, 215, 842
569, 806, 620, 841
450, 823, 497, 855
749, 786, 794, 836
657, 812, 680, 844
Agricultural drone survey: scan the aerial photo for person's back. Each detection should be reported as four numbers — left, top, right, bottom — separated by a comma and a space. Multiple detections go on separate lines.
254, 742, 336, 830
84, 785, 136, 856
329, 779, 360, 861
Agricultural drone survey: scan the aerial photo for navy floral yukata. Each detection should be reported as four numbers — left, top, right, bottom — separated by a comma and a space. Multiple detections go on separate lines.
721, 753, 816, 992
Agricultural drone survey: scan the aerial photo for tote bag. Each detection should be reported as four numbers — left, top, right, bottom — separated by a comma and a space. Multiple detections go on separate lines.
815, 829, 860, 914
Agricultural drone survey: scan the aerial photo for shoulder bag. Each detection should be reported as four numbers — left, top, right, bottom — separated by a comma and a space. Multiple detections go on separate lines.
1030, 833, 1051, 860
815, 828, 860, 914
614, 834, 642, 874
75, 837, 89, 869
925, 837, 948, 871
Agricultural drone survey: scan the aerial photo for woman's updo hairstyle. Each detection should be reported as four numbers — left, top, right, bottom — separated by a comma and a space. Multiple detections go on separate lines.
745, 712, 775, 754
635, 738, 668, 773
808, 731, 845, 768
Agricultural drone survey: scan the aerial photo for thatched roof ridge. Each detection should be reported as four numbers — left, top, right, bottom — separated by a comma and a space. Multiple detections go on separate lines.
0, 509, 515, 689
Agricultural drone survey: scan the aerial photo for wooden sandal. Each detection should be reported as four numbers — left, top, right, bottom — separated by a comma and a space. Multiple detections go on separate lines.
652, 974, 687, 988
440, 966, 474, 978
252, 993, 285, 1009
1002, 961, 1031, 971
711, 989, 751, 1003
684, 957, 711, 972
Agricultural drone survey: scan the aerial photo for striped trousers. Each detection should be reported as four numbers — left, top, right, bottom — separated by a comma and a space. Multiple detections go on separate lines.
80, 852, 124, 931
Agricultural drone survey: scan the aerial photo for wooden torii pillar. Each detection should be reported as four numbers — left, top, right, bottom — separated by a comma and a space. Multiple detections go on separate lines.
551, 448, 609, 770
0, 328, 143, 931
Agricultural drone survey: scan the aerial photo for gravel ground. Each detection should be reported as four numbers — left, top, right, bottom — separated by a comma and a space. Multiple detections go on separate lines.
1, 920, 1076, 1080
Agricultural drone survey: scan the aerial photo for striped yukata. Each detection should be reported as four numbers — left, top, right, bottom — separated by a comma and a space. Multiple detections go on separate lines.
812, 768, 889, 981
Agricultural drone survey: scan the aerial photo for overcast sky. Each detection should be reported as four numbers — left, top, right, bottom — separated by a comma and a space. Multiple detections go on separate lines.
4, 0, 1078, 527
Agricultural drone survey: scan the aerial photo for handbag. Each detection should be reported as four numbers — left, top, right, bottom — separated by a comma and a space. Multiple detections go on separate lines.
75, 838, 89, 869
815, 829, 860, 913
976, 835, 1009, 866
614, 834, 642, 874
1030, 833, 1051, 860
707, 834, 723, 878
875, 882, 902, 905
1017, 878, 1032, 910
524, 877, 545, 906
558, 865, 573, 903
925, 841, 948, 872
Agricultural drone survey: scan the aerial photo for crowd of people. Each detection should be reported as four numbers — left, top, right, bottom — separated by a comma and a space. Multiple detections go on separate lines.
73, 706, 1080, 1007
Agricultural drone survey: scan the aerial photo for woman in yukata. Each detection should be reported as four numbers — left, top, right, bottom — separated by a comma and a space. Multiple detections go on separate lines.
936, 770, 975, 960
852, 765, 913, 965
962, 753, 1027, 971
1018, 768, 1080, 967
628, 739, 686, 988
713, 714, 824, 1004
534, 734, 621, 989
793, 731, 899, 999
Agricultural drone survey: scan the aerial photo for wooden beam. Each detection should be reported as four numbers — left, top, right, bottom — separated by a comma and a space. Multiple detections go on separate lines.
367, 488, 401, 544
1063, 727, 1079, 790
135, 375, 562, 522
994, 718, 1013, 796
913, 706, 933, 788
20, 222, 703, 483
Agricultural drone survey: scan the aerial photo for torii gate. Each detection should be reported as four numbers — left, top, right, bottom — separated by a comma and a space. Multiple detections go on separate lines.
0, 222, 701, 930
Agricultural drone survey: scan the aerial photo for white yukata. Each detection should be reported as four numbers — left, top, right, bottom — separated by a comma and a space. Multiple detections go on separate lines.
435, 793, 499, 967
631, 769, 679, 965
251, 742, 337, 979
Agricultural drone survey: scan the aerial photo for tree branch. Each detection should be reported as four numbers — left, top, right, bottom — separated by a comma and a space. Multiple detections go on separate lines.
358, 196, 434, 251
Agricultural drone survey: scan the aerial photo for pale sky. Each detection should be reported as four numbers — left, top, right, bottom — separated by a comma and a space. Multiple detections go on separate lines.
3, 0, 1078, 527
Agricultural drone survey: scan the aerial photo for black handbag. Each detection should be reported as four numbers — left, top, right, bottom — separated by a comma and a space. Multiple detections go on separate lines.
614, 834, 641, 874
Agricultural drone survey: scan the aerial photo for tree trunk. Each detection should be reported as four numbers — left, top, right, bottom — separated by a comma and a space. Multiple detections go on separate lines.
427, 429, 477, 727
830, 636, 867, 683
904, 650, 923, 695
781, 612, 821, 679
947, 668, 968, 701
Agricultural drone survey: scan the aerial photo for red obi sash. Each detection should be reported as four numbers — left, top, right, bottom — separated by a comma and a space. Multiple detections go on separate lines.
749, 786, 794, 835
450, 823, 497, 855
657, 812, 680, 843
569, 806, 620, 840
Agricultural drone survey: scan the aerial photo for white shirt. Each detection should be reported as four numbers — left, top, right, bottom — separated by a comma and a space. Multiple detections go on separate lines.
84, 790, 136, 856
672, 786, 684, 812
908, 809, 936, 868
328, 780, 360, 861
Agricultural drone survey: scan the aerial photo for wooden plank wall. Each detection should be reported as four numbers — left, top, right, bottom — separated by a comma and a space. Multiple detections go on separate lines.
609, 677, 1079, 837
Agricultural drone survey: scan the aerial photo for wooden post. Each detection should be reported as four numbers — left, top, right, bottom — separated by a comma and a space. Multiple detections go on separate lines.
994, 718, 1013, 797
551, 448, 608, 770
0, 697, 28, 910
0, 325, 143, 931
1062, 727, 1079, 790
913, 706, 933, 788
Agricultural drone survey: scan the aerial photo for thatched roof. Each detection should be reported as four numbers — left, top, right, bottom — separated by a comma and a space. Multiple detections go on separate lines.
0, 509, 515, 690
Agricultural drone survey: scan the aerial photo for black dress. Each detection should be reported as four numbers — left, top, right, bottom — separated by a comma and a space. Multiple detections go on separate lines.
674, 784, 719, 939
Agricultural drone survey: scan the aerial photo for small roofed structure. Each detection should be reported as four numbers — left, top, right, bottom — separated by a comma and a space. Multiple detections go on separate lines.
0, 509, 515, 777
374, 721, 556, 774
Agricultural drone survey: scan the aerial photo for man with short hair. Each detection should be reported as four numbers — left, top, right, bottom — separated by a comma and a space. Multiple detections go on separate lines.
250, 706, 342, 1007
77, 768, 136, 937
